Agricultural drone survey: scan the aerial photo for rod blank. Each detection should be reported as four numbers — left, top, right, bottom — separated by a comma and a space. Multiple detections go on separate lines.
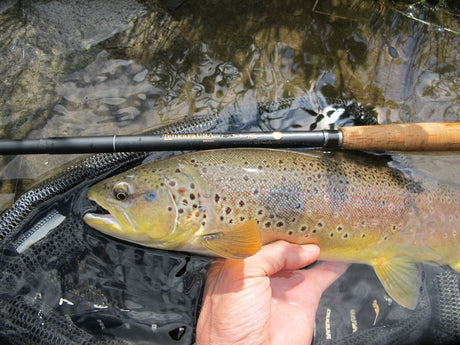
0, 131, 342, 155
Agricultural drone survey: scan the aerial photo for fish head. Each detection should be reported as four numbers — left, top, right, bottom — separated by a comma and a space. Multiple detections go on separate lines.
83, 163, 200, 248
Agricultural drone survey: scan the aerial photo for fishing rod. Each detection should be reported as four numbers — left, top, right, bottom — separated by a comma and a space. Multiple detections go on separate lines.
1, 122, 460, 154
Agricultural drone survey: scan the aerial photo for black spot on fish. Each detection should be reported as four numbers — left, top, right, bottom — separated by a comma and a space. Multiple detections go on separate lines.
243, 176, 249, 181
225, 207, 232, 215
220, 216, 224, 221
301, 226, 307, 231
288, 231, 293, 235
190, 193, 196, 200
258, 209, 263, 215
220, 166, 225, 171
276, 222, 284, 227
178, 208, 184, 214
406, 181, 424, 194
182, 199, 188, 206
258, 165, 263, 170
337, 226, 343, 232
175, 168, 181, 173
202, 221, 206, 226
253, 189, 259, 195
239, 200, 245, 207
240, 216, 245, 221
167, 206, 173, 212
169, 180, 176, 187
215, 194, 220, 203
190, 183, 195, 189
265, 222, 271, 228
343, 233, 348, 239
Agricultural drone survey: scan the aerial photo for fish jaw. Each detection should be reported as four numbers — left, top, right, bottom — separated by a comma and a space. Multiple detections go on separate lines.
84, 187, 137, 239
83, 212, 123, 233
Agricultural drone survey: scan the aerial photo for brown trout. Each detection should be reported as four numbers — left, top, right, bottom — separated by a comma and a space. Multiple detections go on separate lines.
84, 148, 460, 309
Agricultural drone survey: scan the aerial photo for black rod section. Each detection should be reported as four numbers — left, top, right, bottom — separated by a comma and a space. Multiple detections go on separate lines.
0, 131, 342, 155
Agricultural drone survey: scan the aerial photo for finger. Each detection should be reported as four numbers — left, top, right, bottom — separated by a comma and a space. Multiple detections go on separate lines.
271, 261, 350, 306
241, 240, 320, 278
307, 261, 350, 293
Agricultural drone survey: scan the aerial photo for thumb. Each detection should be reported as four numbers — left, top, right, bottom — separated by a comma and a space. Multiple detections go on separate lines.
240, 240, 320, 278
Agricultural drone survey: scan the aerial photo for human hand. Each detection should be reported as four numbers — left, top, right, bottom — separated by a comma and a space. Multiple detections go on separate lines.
196, 240, 349, 345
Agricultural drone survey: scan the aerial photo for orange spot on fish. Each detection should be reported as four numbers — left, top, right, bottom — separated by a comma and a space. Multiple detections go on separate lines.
429, 229, 435, 233
324, 195, 329, 200
453, 231, 457, 236
439, 213, 444, 218
178, 187, 186, 195
409, 209, 414, 214
443, 233, 448, 239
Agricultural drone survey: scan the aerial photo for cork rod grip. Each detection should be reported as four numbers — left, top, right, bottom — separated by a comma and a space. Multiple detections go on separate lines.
340, 123, 460, 151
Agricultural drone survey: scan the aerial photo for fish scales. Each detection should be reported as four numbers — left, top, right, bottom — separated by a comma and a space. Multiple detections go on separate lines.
84, 148, 460, 309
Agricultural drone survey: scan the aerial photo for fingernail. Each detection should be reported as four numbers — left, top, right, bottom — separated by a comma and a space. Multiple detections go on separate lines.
301, 244, 320, 254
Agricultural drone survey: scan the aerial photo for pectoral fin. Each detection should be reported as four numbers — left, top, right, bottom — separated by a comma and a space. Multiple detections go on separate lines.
373, 258, 421, 310
199, 220, 261, 259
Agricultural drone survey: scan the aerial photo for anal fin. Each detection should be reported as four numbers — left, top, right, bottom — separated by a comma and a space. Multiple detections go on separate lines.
373, 257, 421, 310
199, 220, 261, 259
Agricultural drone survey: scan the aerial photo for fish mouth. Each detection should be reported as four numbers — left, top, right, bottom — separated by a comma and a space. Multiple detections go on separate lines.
83, 208, 123, 233
84, 190, 124, 233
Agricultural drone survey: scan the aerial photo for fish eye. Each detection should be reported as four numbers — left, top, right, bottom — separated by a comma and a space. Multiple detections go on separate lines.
112, 182, 131, 201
